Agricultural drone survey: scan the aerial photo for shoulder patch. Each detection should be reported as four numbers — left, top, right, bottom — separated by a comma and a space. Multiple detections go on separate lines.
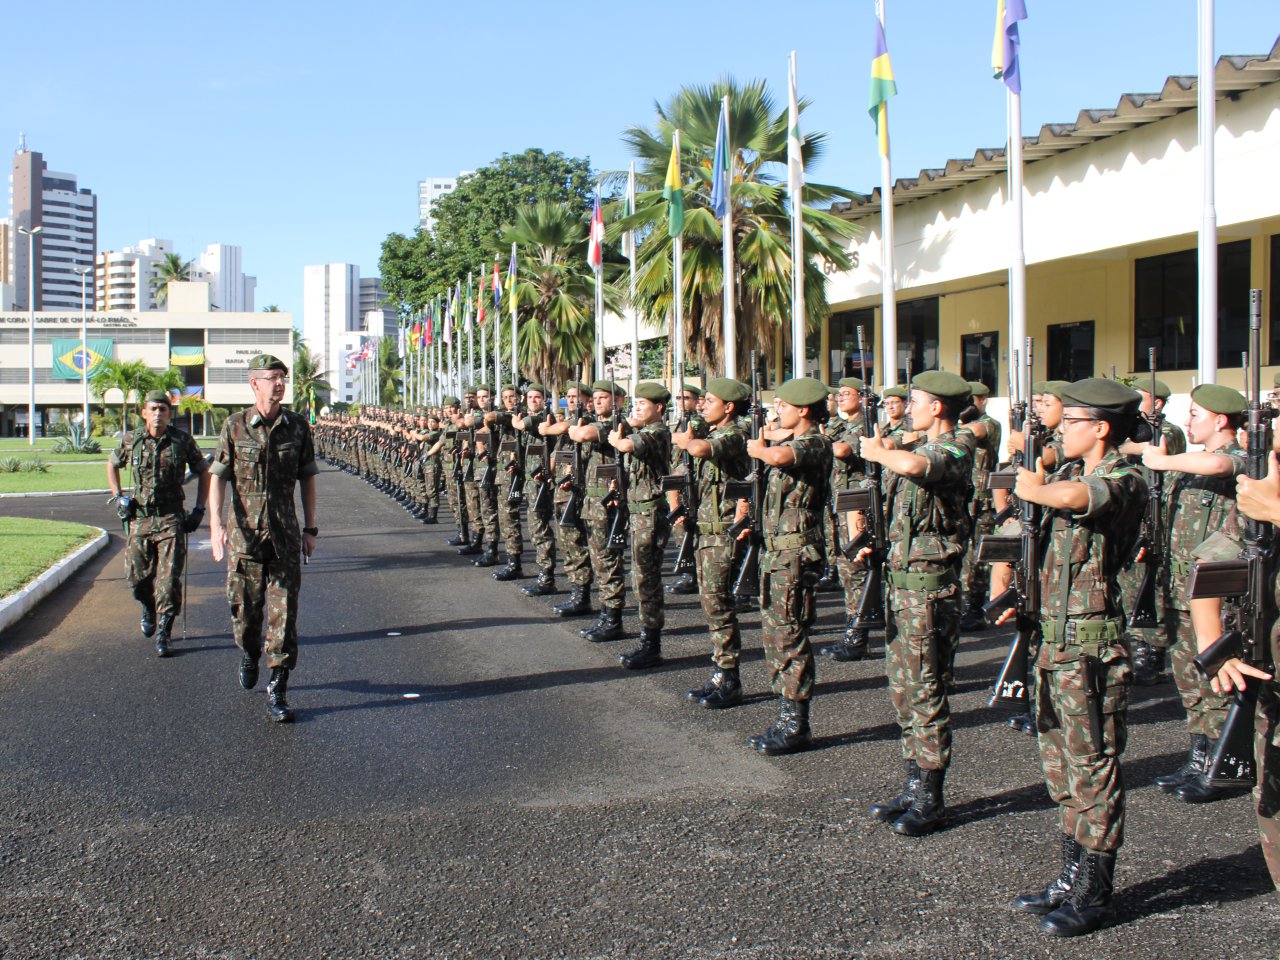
940, 443, 967, 458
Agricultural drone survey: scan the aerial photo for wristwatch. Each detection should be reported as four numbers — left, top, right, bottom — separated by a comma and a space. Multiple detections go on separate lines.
303, 527, 319, 536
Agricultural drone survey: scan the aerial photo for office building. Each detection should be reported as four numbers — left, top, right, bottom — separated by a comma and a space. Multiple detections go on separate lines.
302, 263, 361, 403
191, 242, 256, 312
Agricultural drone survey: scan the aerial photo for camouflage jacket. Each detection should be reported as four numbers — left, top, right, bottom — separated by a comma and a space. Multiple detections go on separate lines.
210, 407, 318, 559
1164, 440, 1246, 610
762, 426, 832, 551
827, 411, 868, 490
964, 412, 1002, 501
110, 426, 208, 519
517, 410, 556, 477
670, 415, 710, 471
626, 421, 672, 507
695, 420, 751, 529
884, 429, 975, 575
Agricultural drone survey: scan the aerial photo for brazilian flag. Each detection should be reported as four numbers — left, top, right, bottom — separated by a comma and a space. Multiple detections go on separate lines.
52, 338, 113, 379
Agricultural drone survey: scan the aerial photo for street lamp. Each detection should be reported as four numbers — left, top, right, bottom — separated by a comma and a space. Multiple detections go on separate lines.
75, 265, 93, 434
17, 224, 43, 445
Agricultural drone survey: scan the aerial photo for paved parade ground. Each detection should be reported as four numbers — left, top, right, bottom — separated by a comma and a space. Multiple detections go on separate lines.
0, 462, 1275, 960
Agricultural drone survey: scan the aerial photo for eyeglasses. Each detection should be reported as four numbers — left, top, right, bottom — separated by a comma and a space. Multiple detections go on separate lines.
252, 374, 288, 384
1060, 416, 1098, 426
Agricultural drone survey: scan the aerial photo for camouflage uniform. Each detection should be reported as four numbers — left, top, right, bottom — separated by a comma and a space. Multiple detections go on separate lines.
760, 426, 832, 700
1036, 449, 1146, 853
476, 426, 502, 550
110, 426, 208, 620
828, 412, 870, 623
461, 428, 485, 545
584, 420, 627, 610
420, 429, 442, 510
1257, 595, 1280, 891
443, 425, 467, 534
210, 408, 319, 669
555, 412, 594, 591
695, 421, 752, 667
492, 413, 525, 560
626, 420, 672, 630
883, 429, 974, 771
519, 412, 558, 574
961, 411, 1002, 608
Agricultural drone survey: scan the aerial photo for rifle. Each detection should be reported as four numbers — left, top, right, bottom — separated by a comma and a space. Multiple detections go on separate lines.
463, 421, 477, 482
727, 352, 764, 601
1128, 346, 1164, 629
977, 338, 1042, 709
1189, 288, 1272, 788
601, 369, 630, 554
525, 412, 552, 517
558, 399, 585, 527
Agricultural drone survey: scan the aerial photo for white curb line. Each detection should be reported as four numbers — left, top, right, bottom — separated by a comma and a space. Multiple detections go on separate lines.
0, 527, 110, 634
0, 488, 111, 499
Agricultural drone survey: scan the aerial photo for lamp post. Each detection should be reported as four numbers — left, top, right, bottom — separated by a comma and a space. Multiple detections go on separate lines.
17, 224, 43, 445
75, 265, 93, 432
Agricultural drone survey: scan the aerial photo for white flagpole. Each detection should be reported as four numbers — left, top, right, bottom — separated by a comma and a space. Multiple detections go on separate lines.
788, 51, 806, 380
1007, 86, 1028, 400
1197, 0, 1217, 386
876, 1, 898, 388
628, 163, 640, 388
672, 131, 685, 392
509, 243, 519, 386
721, 96, 737, 380
467, 275, 475, 387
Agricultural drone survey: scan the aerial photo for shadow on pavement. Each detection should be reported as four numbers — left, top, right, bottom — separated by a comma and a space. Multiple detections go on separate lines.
1115, 847, 1274, 924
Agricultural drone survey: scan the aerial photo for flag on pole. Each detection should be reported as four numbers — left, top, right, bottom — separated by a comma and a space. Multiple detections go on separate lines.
444, 292, 453, 345
477, 270, 487, 327
492, 257, 501, 310
711, 102, 730, 218
397, 322, 406, 360
587, 186, 605, 270
465, 276, 473, 332
787, 54, 804, 206
621, 163, 637, 260
506, 245, 517, 299
992, 0, 1028, 93
424, 308, 433, 346
869, 18, 898, 157
663, 132, 684, 237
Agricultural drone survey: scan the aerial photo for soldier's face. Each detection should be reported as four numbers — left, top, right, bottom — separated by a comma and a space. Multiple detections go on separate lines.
1185, 401, 1226, 445
837, 388, 860, 414
250, 370, 287, 407
527, 392, 545, 413
1061, 407, 1107, 458
682, 392, 698, 413
567, 389, 580, 408
908, 390, 941, 431
143, 401, 171, 434
502, 390, 517, 410
476, 390, 490, 409
632, 397, 661, 424
1040, 395, 1064, 429
774, 400, 802, 430
973, 396, 988, 412
702, 394, 728, 425
884, 397, 904, 419
593, 391, 613, 417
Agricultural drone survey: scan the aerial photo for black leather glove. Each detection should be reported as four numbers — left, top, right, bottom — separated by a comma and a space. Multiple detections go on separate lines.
184, 505, 205, 534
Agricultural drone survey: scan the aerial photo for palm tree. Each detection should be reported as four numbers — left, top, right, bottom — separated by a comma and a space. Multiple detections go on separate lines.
502, 200, 613, 391
89, 360, 185, 433
150, 253, 193, 308
291, 336, 332, 421
262, 304, 282, 312
614, 78, 858, 376
376, 337, 403, 407
178, 394, 213, 437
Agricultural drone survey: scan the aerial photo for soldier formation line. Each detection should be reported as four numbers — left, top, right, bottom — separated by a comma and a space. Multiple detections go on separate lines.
105, 322, 1279, 939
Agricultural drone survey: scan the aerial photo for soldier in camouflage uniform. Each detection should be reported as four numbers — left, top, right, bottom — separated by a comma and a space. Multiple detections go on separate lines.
547, 382, 595, 616
1118, 379, 1188, 686
470, 385, 502, 568
959, 382, 1002, 631
678, 377, 753, 707
744, 377, 833, 755
999, 378, 1147, 938
457, 388, 487, 557
209, 354, 319, 724
820, 377, 873, 661
106, 389, 211, 657
1139, 383, 1245, 802
609, 382, 673, 669
574, 380, 630, 642
440, 397, 470, 545
666, 384, 707, 595
881, 385, 909, 441
858, 371, 974, 837
487, 384, 526, 580
514, 384, 558, 596
418, 412, 443, 524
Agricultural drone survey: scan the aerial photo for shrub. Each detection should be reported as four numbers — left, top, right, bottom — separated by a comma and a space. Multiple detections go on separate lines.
0, 457, 21, 473
20, 457, 48, 473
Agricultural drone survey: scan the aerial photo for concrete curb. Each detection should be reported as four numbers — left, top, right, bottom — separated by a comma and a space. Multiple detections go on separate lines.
0, 488, 111, 499
0, 527, 110, 634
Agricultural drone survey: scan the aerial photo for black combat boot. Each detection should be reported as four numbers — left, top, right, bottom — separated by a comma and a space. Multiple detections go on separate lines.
424, 506, 438, 524
266, 667, 294, 723
445, 530, 468, 546
892, 767, 946, 836
1039, 849, 1115, 937
1155, 734, 1208, 792
1173, 737, 1227, 803
457, 535, 484, 556
492, 555, 523, 581
620, 627, 662, 669
816, 565, 840, 592
552, 585, 592, 617
473, 544, 500, 567
748, 699, 812, 755
154, 615, 174, 658
695, 668, 743, 709
665, 571, 697, 595
1131, 639, 1166, 686
1015, 834, 1082, 914
820, 620, 869, 661
522, 569, 556, 596
239, 650, 260, 690
959, 597, 987, 632
140, 602, 157, 638
870, 761, 923, 822
581, 606, 624, 642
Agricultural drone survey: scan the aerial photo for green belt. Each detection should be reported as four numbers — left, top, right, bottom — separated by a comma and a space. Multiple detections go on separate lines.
1041, 618, 1124, 649
631, 499, 659, 514
700, 520, 732, 534
887, 570, 957, 591
764, 530, 820, 551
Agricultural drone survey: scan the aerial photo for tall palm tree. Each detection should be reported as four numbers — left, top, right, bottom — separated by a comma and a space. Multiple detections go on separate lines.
150, 253, 194, 308
178, 394, 213, 436
291, 336, 332, 421
89, 360, 185, 433
501, 200, 613, 391
614, 78, 858, 376
376, 336, 403, 407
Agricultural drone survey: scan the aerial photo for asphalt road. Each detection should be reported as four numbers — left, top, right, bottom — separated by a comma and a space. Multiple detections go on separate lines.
0, 464, 1275, 960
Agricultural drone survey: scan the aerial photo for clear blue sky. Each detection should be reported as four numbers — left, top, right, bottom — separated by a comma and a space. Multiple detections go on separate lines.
3, 2, 1273, 322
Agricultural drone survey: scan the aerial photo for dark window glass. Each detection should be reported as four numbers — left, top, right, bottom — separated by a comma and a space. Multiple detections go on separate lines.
961, 331, 1000, 395
827, 308, 875, 384
897, 297, 939, 383
1047, 321, 1095, 382
1272, 236, 1280, 364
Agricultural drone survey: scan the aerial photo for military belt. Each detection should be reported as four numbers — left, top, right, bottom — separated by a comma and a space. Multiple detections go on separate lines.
586, 485, 609, 496
630, 498, 660, 514
1041, 618, 1123, 650
135, 505, 181, 519
764, 530, 821, 551
887, 571, 957, 591
700, 520, 732, 534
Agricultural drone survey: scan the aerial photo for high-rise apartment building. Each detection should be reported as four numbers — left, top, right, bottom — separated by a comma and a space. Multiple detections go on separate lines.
303, 263, 362, 403
9, 138, 97, 310
359, 276, 396, 338
95, 238, 172, 311
417, 173, 473, 233
191, 243, 256, 312
0, 217, 12, 310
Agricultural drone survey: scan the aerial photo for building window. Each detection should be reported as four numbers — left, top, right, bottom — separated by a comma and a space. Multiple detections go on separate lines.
827, 308, 875, 384
1047, 321, 1095, 382
1269, 235, 1280, 364
961, 331, 1000, 395
897, 297, 939, 382
1135, 239, 1251, 371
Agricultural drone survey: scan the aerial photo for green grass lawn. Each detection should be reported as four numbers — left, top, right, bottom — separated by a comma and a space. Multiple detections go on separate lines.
0, 462, 112, 494
0, 517, 99, 596
3, 449, 113, 463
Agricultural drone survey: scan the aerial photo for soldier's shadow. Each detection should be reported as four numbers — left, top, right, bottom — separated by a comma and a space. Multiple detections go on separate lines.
1114, 847, 1274, 923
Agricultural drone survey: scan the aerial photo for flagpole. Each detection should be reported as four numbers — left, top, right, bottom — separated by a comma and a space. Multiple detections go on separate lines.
627, 163, 640, 389
480, 276, 488, 389
875, 1, 898, 388
720, 97, 736, 380
1197, 0, 1217, 386
467, 274, 475, 387
672, 131, 685, 392
1007, 86, 1027, 400
788, 51, 806, 380
510, 242, 518, 386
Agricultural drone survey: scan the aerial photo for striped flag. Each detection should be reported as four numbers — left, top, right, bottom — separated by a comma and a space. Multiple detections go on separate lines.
492, 257, 501, 310
662, 132, 684, 237
587, 186, 605, 270
477, 270, 487, 327
424, 306, 433, 346
620, 163, 637, 260
992, 0, 1028, 93
869, 18, 898, 157
506, 245, 517, 298
710, 102, 730, 219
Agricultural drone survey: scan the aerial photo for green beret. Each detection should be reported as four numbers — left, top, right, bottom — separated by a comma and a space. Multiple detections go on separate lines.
912, 370, 971, 402
882, 385, 908, 400
248, 354, 288, 374
775, 377, 830, 408
681, 383, 704, 398
525, 383, 547, 396
1191, 383, 1247, 416
474, 383, 493, 393
442, 395, 460, 406
635, 381, 671, 404
1031, 380, 1049, 395
967, 381, 990, 398
838, 377, 865, 391
591, 379, 628, 397
569, 380, 591, 394
706, 377, 750, 405
499, 383, 519, 394
462, 386, 476, 395
1042, 380, 1071, 399
1135, 379, 1172, 400
1059, 377, 1141, 415
143, 389, 172, 407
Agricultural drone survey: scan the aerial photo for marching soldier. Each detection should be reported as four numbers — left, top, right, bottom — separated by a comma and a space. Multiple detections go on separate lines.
440, 397, 469, 545
515, 384, 558, 596
471, 385, 502, 568
458, 388, 486, 557
418, 412, 443, 524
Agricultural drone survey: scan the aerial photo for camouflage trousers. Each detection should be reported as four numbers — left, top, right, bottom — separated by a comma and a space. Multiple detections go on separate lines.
697, 532, 740, 669
760, 544, 822, 701
834, 550, 869, 620
587, 515, 627, 609
1119, 560, 1171, 649
463, 480, 484, 544
962, 503, 996, 603
525, 480, 557, 572
420, 461, 441, 508
445, 468, 466, 531
1166, 606, 1229, 739
125, 518, 186, 619
227, 547, 301, 670
1035, 639, 1131, 854
478, 482, 501, 546
555, 499, 592, 588
497, 484, 523, 558
1254, 678, 1280, 893
885, 581, 959, 770
629, 506, 667, 630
